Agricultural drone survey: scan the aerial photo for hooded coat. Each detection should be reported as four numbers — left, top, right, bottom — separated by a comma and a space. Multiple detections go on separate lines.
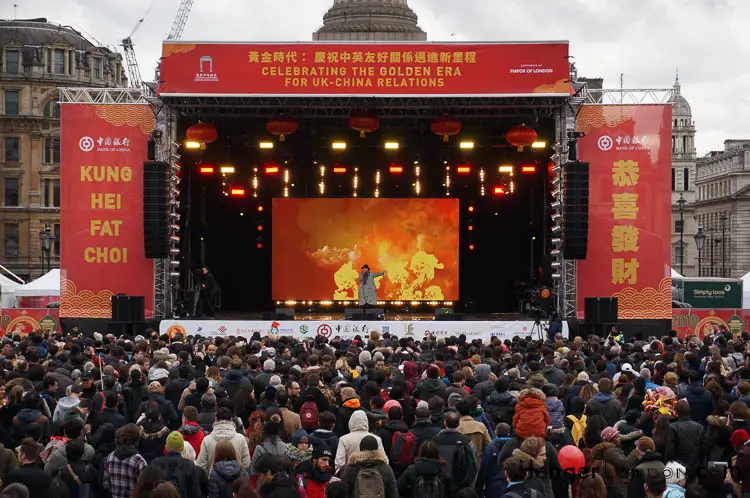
483, 390, 517, 426
396, 457, 451, 497
334, 410, 384, 469
52, 396, 80, 424
341, 449, 398, 498
208, 460, 242, 498
413, 377, 446, 403
586, 392, 624, 427
512, 388, 550, 440
196, 420, 251, 470
180, 421, 206, 457
472, 365, 494, 402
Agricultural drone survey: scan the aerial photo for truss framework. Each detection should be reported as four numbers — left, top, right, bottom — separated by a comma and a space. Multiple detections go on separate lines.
59, 87, 152, 105
584, 88, 674, 105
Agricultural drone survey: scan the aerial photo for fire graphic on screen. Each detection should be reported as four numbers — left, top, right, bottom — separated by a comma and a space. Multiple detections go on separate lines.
272, 199, 459, 301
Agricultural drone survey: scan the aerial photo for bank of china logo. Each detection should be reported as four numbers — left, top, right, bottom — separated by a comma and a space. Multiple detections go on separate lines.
79, 136, 95, 152
597, 135, 614, 151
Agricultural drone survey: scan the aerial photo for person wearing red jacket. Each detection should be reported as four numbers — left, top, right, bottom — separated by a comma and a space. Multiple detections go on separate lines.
179, 406, 206, 457
296, 442, 332, 498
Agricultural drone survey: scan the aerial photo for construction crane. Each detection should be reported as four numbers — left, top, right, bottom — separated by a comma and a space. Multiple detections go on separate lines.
167, 0, 195, 40
121, 0, 157, 89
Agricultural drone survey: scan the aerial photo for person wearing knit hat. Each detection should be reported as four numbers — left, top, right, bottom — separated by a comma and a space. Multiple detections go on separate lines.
166, 431, 185, 453
151, 432, 201, 492
360, 435, 379, 452
334, 386, 361, 436
340, 387, 357, 402
591, 426, 637, 497
269, 375, 282, 388
383, 399, 401, 414
148, 381, 164, 393
341, 435, 397, 496
731, 428, 750, 450
664, 461, 687, 495
600, 426, 620, 442
297, 440, 333, 498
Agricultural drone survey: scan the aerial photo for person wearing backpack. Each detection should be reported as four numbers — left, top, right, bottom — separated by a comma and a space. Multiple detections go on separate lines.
92, 376, 127, 420
91, 392, 127, 433
396, 440, 450, 498
294, 374, 331, 428
432, 412, 479, 491
334, 410, 384, 470
151, 432, 203, 498
49, 439, 97, 498
374, 406, 411, 474
341, 435, 397, 498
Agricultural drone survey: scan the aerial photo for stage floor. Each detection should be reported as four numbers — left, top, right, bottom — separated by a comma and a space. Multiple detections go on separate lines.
200, 312, 529, 321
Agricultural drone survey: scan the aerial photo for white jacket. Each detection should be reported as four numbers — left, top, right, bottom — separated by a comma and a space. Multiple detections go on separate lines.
195, 420, 251, 470
334, 410, 383, 469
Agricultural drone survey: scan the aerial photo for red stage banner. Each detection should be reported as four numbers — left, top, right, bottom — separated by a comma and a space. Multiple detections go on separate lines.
60, 104, 155, 318
157, 42, 570, 97
0, 309, 60, 337
576, 105, 672, 319
672, 308, 750, 339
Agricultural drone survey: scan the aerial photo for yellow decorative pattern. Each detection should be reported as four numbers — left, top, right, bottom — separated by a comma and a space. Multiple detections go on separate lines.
533, 78, 570, 95
576, 105, 639, 134
162, 44, 196, 58
613, 277, 672, 319
94, 106, 155, 135
60, 278, 114, 318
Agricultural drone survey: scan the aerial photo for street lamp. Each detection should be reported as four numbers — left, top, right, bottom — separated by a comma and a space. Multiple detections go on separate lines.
677, 193, 686, 275
39, 224, 55, 274
720, 213, 728, 277
694, 226, 706, 277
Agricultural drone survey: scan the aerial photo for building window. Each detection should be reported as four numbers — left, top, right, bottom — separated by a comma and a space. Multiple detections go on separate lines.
48, 48, 65, 74
44, 138, 60, 164
43, 179, 60, 207
4, 223, 19, 257
4, 137, 19, 162
675, 220, 684, 234
43, 100, 60, 119
672, 136, 676, 153
5, 50, 19, 73
5, 90, 19, 115
4, 178, 18, 206
673, 244, 684, 266
54, 223, 60, 257
93, 57, 103, 79
671, 168, 676, 191
683, 168, 689, 191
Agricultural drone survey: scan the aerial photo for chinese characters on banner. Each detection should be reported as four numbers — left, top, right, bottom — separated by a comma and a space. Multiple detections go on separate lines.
158, 42, 571, 96
576, 105, 672, 319
60, 104, 155, 318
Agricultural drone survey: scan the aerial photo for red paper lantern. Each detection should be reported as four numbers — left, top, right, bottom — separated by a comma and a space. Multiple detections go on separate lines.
186, 121, 218, 144
506, 123, 538, 151
557, 445, 585, 475
349, 111, 379, 138
431, 115, 462, 142
265, 115, 298, 142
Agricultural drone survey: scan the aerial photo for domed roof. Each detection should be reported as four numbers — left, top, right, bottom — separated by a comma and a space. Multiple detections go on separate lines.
669, 77, 692, 117
0, 19, 97, 50
314, 0, 427, 40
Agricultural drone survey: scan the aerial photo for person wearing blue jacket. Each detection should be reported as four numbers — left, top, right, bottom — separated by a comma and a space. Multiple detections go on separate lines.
475, 422, 511, 497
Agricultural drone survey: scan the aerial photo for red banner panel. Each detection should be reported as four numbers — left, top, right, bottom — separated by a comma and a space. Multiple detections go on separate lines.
157, 42, 570, 97
0, 309, 60, 337
576, 105, 672, 319
271, 198, 459, 301
672, 308, 750, 339
60, 104, 155, 318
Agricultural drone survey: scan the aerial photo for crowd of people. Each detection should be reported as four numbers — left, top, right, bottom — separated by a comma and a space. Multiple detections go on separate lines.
0, 327, 748, 498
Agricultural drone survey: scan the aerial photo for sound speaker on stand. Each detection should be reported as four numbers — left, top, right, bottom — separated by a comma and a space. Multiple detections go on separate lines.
562, 161, 589, 260
143, 161, 170, 259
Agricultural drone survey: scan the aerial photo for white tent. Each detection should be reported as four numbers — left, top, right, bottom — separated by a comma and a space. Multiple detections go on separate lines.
742, 271, 750, 308
671, 268, 683, 278
14, 269, 60, 297
0, 274, 21, 307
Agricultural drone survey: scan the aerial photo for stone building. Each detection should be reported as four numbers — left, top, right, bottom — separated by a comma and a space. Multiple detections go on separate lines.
0, 18, 125, 280
694, 139, 750, 278
670, 76, 698, 276
314, 0, 427, 41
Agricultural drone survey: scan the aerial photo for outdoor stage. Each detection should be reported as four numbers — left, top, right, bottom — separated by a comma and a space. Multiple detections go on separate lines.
159, 317, 570, 342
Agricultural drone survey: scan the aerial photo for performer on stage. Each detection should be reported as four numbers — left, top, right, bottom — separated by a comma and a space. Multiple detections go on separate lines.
358, 264, 386, 307
195, 267, 218, 318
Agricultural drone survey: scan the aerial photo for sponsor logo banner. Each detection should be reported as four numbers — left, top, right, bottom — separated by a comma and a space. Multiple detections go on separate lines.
60, 104, 155, 318
160, 319, 569, 342
0, 309, 60, 337
158, 42, 570, 97
672, 308, 750, 339
576, 105, 672, 319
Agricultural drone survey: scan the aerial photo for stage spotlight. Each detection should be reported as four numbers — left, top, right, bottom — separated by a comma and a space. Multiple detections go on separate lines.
532, 141, 547, 149
184, 140, 202, 150
498, 165, 514, 174
551, 164, 561, 174
551, 237, 562, 245
456, 165, 471, 174
551, 273, 561, 280
551, 249, 561, 256
469, 243, 475, 251
384, 141, 399, 150
468, 225, 474, 231
265, 165, 280, 174
256, 236, 263, 249
331, 141, 347, 150
259, 141, 274, 149
220, 166, 235, 174
459, 140, 475, 150
199, 166, 214, 174
521, 165, 537, 174
551, 225, 562, 234
230, 188, 246, 196
552, 177, 561, 186
551, 200, 561, 210
257, 205, 264, 212
468, 205, 474, 213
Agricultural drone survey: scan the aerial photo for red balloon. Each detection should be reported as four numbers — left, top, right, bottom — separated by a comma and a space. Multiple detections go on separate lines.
557, 445, 585, 475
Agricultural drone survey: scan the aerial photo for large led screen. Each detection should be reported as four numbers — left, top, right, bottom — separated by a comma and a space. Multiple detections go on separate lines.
272, 198, 459, 301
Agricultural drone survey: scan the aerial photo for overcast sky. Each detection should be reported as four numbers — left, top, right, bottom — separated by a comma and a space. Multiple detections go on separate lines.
3, 0, 747, 154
